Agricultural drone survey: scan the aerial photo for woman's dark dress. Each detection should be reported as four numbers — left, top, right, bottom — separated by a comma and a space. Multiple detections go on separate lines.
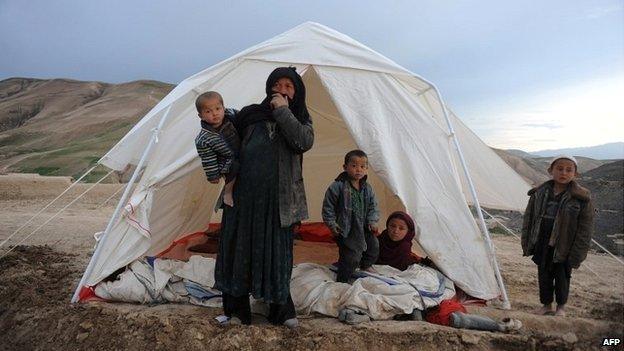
214, 122, 295, 320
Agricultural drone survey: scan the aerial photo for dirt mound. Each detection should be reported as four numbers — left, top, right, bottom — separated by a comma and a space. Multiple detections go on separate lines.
1, 245, 622, 351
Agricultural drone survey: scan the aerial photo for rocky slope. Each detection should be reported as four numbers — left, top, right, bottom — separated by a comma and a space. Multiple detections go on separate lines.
581, 160, 624, 255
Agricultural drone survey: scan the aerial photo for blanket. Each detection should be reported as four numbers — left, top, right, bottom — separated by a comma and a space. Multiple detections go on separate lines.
95, 257, 454, 320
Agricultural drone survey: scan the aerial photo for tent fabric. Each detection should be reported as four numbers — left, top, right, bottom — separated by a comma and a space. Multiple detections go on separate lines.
81, 22, 531, 300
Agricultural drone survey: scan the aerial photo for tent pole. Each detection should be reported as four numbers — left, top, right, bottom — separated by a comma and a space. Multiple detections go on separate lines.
428, 85, 511, 309
70, 104, 174, 303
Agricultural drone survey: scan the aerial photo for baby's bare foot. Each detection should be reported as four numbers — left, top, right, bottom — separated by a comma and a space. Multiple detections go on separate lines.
223, 192, 234, 207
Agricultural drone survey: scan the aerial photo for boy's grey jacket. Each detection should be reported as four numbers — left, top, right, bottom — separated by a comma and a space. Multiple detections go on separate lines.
521, 180, 594, 269
240, 105, 314, 227
321, 172, 380, 238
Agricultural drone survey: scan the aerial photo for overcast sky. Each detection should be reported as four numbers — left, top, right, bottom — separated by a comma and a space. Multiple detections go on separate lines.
1, 0, 622, 151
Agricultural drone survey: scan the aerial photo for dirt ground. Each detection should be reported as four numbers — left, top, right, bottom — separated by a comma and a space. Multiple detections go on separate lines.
0, 174, 623, 351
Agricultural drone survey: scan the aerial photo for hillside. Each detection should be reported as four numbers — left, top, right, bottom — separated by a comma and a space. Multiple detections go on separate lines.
580, 160, 624, 254
0, 77, 174, 181
493, 148, 609, 186
531, 142, 624, 160
492, 148, 549, 185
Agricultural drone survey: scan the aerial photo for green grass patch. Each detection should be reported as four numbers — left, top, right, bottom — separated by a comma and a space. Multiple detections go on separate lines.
0, 132, 42, 148
4, 119, 139, 182
31, 166, 61, 176
81, 169, 114, 183
13, 152, 112, 183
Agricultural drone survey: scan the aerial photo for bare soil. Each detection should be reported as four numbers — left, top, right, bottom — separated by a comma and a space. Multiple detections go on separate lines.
0, 174, 623, 351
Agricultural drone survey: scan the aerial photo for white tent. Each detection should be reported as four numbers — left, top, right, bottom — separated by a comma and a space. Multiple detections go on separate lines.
73, 22, 530, 303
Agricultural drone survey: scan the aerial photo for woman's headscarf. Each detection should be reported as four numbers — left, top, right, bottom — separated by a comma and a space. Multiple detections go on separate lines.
376, 211, 418, 271
235, 67, 310, 133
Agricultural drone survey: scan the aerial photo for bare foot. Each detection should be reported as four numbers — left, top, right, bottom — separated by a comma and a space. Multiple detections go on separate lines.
223, 192, 234, 207
223, 179, 235, 207
554, 305, 566, 317
536, 304, 553, 315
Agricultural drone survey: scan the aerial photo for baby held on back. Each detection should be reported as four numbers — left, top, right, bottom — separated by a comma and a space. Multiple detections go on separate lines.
194, 91, 240, 207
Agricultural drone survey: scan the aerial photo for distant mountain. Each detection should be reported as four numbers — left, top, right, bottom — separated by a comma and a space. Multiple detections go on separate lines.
495, 149, 607, 186
0, 77, 174, 180
530, 142, 624, 160
504, 149, 536, 159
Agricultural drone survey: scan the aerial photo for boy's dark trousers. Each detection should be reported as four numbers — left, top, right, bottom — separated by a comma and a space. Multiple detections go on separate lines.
336, 234, 379, 283
537, 248, 572, 305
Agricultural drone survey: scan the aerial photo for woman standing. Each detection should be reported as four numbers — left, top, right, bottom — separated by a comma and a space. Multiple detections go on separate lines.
214, 67, 314, 328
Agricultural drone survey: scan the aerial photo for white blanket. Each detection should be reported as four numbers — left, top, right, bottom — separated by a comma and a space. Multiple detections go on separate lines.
95, 257, 454, 320
94, 256, 222, 307
291, 263, 455, 320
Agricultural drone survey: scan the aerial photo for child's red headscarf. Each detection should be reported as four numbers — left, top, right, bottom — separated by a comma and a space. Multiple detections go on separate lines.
376, 211, 420, 271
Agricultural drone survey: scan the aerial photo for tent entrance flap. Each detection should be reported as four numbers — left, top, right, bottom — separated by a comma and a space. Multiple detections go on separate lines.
302, 67, 407, 223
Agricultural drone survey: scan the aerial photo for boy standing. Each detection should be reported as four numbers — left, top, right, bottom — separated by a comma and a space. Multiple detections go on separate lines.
195, 91, 240, 207
521, 155, 594, 317
322, 149, 380, 283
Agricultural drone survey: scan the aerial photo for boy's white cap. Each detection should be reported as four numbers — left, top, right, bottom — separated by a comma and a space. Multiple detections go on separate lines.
550, 154, 578, 168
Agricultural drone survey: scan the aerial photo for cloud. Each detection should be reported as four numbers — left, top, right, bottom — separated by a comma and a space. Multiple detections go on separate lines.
521, 123, 563, 129
466, 74, 624, 151
586, 5, 623, 19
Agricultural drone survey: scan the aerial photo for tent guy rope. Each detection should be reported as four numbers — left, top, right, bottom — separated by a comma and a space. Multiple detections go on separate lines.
0, 169, 114, 261
0, 165, 98, 250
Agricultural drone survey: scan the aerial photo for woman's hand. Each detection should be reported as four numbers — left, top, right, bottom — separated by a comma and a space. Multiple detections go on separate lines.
270, 93, 289, 109
368, 224, 379, 236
